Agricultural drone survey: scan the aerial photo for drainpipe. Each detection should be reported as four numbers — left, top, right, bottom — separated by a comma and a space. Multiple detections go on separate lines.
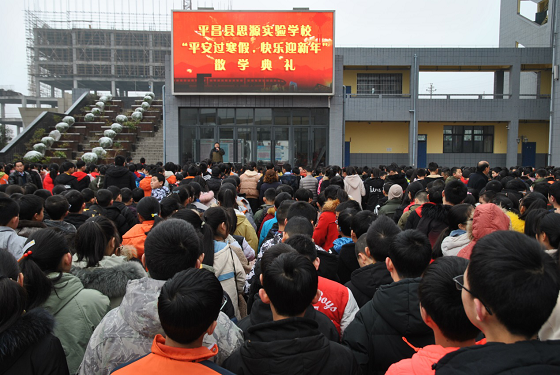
342, 85, 346, 167
162, 85, 166, 164
410, 54, 418, 167
549, 0, 556, 166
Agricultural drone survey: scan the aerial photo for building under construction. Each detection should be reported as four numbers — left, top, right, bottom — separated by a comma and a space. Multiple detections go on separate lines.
25, 0, 214, 97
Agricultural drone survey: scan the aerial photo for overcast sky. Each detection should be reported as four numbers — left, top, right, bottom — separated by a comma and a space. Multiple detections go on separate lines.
0, 0, 502, 114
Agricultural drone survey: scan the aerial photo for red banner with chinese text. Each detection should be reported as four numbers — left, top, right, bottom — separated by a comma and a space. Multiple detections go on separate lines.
172, 11, 334, 95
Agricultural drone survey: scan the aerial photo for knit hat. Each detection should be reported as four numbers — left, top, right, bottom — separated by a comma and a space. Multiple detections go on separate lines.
388, 184, 403, 200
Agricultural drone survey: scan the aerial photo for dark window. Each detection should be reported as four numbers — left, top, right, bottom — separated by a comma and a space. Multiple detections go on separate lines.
443, 126, 493, 153
357, 73, 402, 95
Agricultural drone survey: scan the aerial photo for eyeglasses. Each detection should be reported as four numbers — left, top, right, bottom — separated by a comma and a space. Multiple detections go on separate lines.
453, 275, 493, 316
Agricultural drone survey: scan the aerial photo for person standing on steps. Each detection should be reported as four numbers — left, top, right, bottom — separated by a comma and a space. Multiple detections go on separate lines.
210, 142, 225, 164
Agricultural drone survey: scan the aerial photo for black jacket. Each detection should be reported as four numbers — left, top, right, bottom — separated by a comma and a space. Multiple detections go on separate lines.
54, 173, 79, 190
342, 278, 434, 374
416, 204, 451, 247
387, 173, 408, 190
64, 212, 90, 230
0, 308, 69, 375
279, 173, 299, 190
345, 262, 393, 308
8, 171, 32, 186
103, 165, 136, 190
87, 204, 131, 236
224, 317, 360, 375
207, 176, 222, 196
29, 170, 43, 189
337, 242, 359, 285
238, 294, 339, 343
363, 177, 385, 211
317, 249, 341, 283
112, 201, 138, 230
467, 171, 489, 193
434, 340, 560, 374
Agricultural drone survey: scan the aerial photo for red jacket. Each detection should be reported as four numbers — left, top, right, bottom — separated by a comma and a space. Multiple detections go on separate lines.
313, 276, 355, 336
313, 199, 340, 251
112, 334, 230, 375
43, 173, 56, 192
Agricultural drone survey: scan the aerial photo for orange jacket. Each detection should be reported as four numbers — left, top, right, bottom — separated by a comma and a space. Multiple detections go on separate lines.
122, 221, 154, 260
112, 334, 231, 375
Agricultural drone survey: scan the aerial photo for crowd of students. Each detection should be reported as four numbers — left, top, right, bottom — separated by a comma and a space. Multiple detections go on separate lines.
0, 156, 560, 374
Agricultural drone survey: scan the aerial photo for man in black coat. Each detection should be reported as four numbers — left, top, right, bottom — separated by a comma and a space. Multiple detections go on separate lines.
342, 229, 434, 374
434, 231, 560, 374
54, 162, 79, 190
103, 155, 136, 190
8, 161, 33, 186
467, 160, 489, 193
224, 251, 360, 375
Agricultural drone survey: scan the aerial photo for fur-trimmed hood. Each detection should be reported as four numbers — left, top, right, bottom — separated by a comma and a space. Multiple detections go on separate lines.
71, 260, 147, 298
199, 190, 216, 206
322, 199, 340, 213
0, 308, 54, 360
421, 203, 451, 223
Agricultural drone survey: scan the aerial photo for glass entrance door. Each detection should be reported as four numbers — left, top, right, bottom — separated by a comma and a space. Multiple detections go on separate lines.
218, 127, 234, 163
237, 127, 254, 164
294, 127, 310, 167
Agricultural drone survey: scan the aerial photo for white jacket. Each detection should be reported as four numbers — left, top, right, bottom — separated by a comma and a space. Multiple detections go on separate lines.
344, 175, 366, 207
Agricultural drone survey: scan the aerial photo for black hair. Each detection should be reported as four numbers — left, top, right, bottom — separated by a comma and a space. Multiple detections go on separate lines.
336, 200, 362, 213
172, 208, 211, 260
549, 181, 560, 203
34, 189, 52, 201
0, 197, 19, 226
19, 229, 70, 310
23, 183, 38, 195
218, 184, 237, 208
468, 231, 560, 338
132, 188, 145, 203
519, 192, 548, 220
505, 178, 529, 194
153, 174, 165, 184
294, 188, 313, 202
523, 208, 549, 239
284, 216, 314, 238
535, 212, 560, 249
533, 182, 550, 198
158, 268, 223, 344
0, 249, 27, 335
44, 195, 69, 220
485, 180, 503, 193
444, 180, 467, 205
16, 195, 44, 221
275, 184, 294, 197
262, 252, 318, 317
260, 243, 297, 278
337, 208, 357, 237
60, 162, 75, 173
388, 229, 431, 279
201, 207, 230, 266
447, 203, 474, 232
48, 163, 59, 182
284, 234, 317, 262
121, 188, 133, 204
160, 197, 181, 219
81, 188, 95, 203
144, 219, 202, 280
419, 257, 480, 342
114, 155, 126, 166
171, 187, 190, 206
75, 216, 118, 267
276, 200, 296, 226
351, 210, 377, 238
264, 188, 276, 203
136, 196, 161, 221
96, 189, 113, 208
286, 201, 316, 224
365, 215, 401, 262
427, 185, 444, 205
274, 192, 292, 209
66, 190, 85, 213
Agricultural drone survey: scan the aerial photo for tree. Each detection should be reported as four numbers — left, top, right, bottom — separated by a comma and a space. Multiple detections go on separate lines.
0, 124, 14, 150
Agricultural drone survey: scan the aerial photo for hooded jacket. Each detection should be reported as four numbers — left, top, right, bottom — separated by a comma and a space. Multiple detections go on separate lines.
364, 177, 385, 211
223, 317, 361, 375
313, 199, 339, 252
238, 294, 339, 343
207, 176, 223, 196
43, 273, 110, 374
416, 204, 452, 247
72, 170, 91, 191
387, 173, 408, 190
239, 170, 260, 199
345, 262, 393, 308
64, 212, 89, 230
103, 166, 136, 190
457, 204, 511, 259
71, 255, 147, 308
433, 340, 560, 374
441, 232, 470, 257
0, 171, 8, 185
213, 239, 248, 320
344, 174, 366, 207
342, 278, 435, 374
235, 210, 259, 252
386, 345, 459, 375
122, 221, 155, 260
54, 173, 79, 190
0, 308, 69, 375
378, 198, 402, 218
78, 277, 243, 375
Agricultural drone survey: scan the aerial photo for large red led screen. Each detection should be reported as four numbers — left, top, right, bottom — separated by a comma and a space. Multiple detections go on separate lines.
172, 11, 334, 95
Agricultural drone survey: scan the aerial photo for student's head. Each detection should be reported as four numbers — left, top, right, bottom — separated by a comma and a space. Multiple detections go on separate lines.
260, 243, 297, 277
337, 208, 356, 237
284, 234, 317, 264
387, 229, 431, 280
276, 200, 296, 227
264, 188, 276, 204
75, 216, 119, 267
0, 249, 27, 335
143, 219, 202, 281
365, 215, 401, 262
549, 181, 560, 206
260, 252, 318, 317
16, 194, 44, 221
0, 197, 19, 228
96, 189, 113, 208
60, 161, 75, 173
286, 201, 316, 225
66, 190, 85, 213
535, 212, 560, 249
19, 229, 71, 310
151, 174, 165, 190
160, 197, 181, 219
121, 188, 133, 204
217, 184, 237, 208
351, 210, 377, 239
294, 188, 313, 202
275, 184, 294, 197
136, 196, 160, 222
34, 189, 52, 201
158, 268, 223, 345
44, 195, 69, 220
283, 216, 314, 241
132, 188, 145, 203
114, 155, 126, 166
447, 203, 474, 232
81, 188, 95, 204
465, 231, 560, 340
444, 180, 467, 205
419, 257, 480, 342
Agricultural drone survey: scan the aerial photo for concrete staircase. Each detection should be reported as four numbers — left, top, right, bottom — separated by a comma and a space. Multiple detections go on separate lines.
129, 126, 163, 165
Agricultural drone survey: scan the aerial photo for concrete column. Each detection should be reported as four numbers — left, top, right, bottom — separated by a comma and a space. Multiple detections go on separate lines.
72, 31, 78, 89
34, 29, 40, 98
111, 32, 116, 96
0, 103, 4, 119
550, 0, 560, 166
148, 34, 154, 79
409, 54, 419, 166
507, 120, 520, 167
111, 81, 116, 96
328, 55, 344, 166
50, 85, 55, 98
494, 70, 504, 99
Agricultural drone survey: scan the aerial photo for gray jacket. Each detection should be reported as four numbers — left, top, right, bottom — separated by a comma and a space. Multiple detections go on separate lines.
78, 277, 243, 375
300, 175, 319, 202
0, 226, 26, 259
